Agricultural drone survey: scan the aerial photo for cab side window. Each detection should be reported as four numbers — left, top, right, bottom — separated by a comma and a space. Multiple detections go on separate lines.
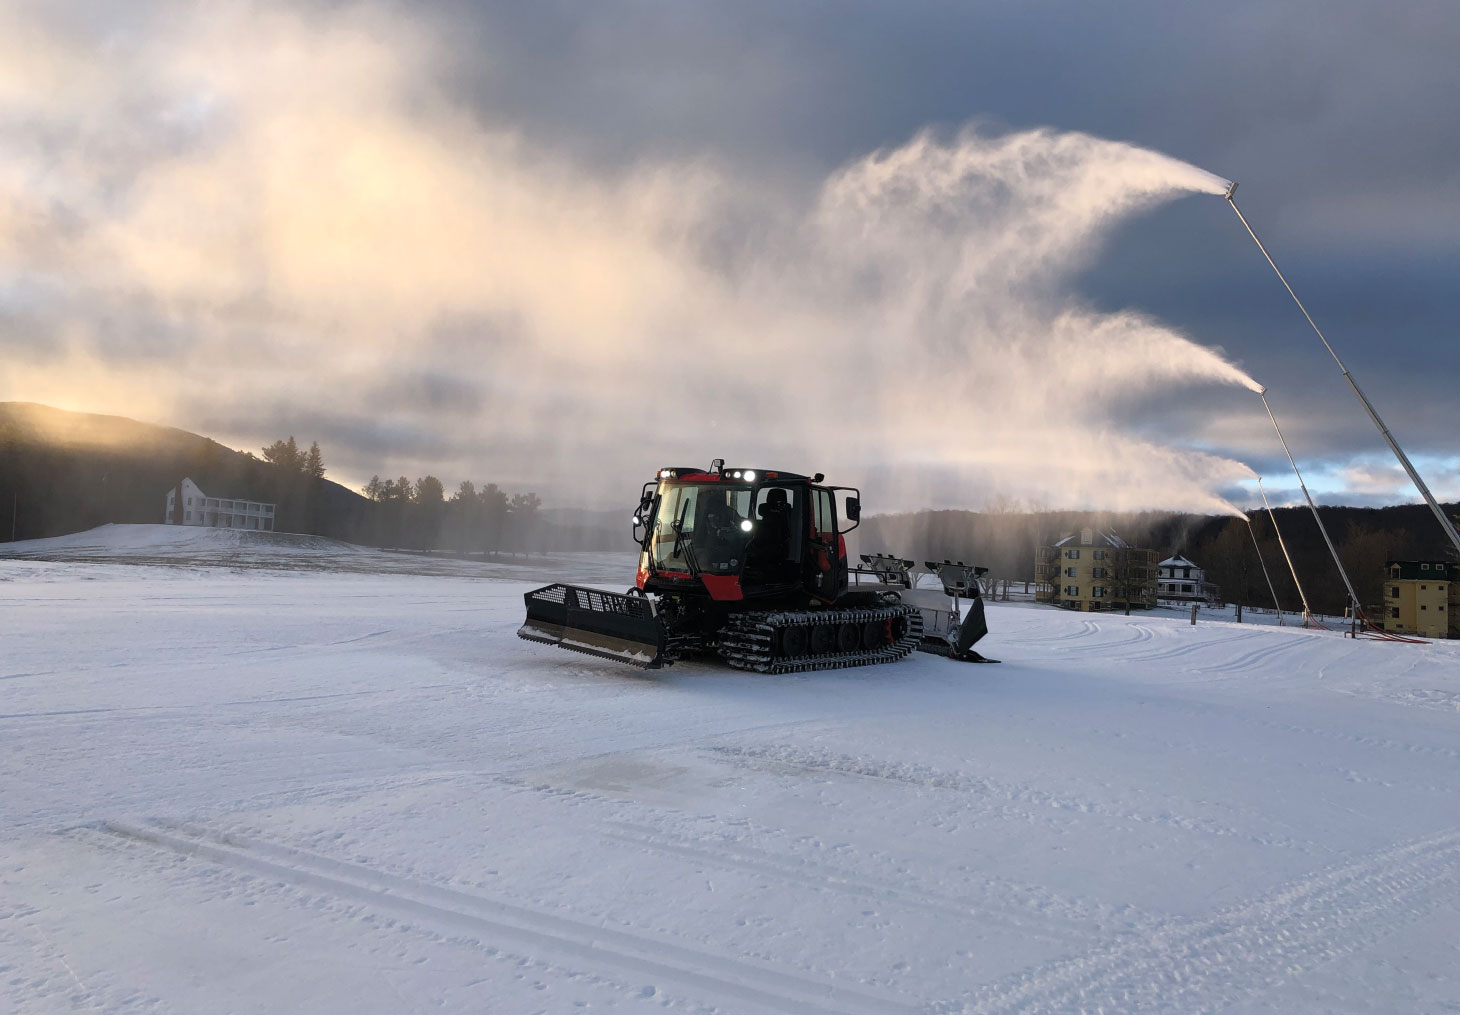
811, 488, 835, 540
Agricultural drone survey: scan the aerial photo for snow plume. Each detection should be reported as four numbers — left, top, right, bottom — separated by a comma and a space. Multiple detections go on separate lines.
0, 2, 1258, 514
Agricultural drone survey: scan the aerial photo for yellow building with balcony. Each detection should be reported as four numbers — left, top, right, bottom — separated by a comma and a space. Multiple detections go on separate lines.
1380, 560, 1458, 639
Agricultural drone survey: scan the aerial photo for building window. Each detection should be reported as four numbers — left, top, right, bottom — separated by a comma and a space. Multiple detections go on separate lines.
185, 511, 191, 521
1065, 585, 1080, 597
1421, 585, 1428, 591
1420, 605, 1427, 611
1421, 563, 1430, 570
1183, 584, 1194, 593
1093, 567, 1107, 578
1093, 587, 1105, 598
1391, 586, 1400, 597
1066, 549, 1080, 560
1065, 567, 1077, 578
1094, 550, 1106, 561
1391, 607, 1400, 618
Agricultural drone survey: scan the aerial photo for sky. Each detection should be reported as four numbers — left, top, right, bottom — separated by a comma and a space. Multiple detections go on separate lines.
1, 0, 1456, 513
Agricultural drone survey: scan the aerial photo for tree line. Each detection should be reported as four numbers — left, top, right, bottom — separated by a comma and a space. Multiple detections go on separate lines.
357, 475, 546, 554
0, 404, 589, 552
859, 501, 1460, 618
256, 437, 554, 554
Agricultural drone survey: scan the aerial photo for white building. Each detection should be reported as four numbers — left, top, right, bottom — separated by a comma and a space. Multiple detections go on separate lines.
1157, 554, 1220, 606
165, 478, 276, 531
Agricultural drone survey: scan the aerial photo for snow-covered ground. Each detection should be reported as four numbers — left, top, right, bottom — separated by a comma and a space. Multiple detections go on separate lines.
3, 525, 1459, 1014
1, 522, 629, 582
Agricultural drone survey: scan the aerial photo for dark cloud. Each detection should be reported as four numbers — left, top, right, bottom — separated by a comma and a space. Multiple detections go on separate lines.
404, 0, 1459, 498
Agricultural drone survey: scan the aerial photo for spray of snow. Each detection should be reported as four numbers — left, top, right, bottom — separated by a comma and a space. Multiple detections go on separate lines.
0, 3, 1259, 515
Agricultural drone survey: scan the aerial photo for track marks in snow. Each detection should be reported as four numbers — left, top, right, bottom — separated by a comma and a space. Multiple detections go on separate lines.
1368, 688, 1460, 714
602, 823, 1122, 946
712, 744, 1315, 850
944, 828, 1460, 1015
1023, 620, 1101, 644
1188, 636, 1311, 676
1123, 630, 1268, 665
0, 670, 57, 682
85, 819, 916, 1015
1044, 623, 1155, 653
1106, 624, 1155, 648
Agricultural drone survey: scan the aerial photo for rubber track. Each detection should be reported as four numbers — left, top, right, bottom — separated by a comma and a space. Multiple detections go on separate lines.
718, 605, 923, 674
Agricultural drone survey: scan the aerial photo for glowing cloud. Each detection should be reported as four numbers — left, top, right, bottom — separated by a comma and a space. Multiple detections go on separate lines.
0, 3, 1259, 514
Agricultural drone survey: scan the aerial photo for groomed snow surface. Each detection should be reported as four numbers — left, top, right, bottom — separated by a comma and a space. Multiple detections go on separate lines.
4, 524, 1459, 1014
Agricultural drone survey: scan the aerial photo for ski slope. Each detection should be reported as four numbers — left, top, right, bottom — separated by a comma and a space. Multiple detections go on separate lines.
3, 526, 1459, 1013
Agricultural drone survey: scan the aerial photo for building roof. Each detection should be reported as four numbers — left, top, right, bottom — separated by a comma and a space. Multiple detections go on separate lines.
168, 477, 274, 506
1052, 528, 1129, 549
1385, 560, 1458, 581
1159, 555, 1199, 568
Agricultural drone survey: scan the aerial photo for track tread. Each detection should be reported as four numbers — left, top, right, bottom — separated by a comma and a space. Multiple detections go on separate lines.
718, 605, 923, 674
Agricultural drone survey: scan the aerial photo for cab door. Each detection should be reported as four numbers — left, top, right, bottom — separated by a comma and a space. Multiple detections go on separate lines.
809, 486, 846, 599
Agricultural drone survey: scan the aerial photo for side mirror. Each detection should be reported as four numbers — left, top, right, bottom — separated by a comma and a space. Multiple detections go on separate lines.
632, 492, 656, 542
844, 497, 860, 522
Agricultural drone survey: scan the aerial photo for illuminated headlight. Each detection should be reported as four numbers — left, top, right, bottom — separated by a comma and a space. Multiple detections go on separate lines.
740, 519, 753, 532
659, 469, 672, 478
743, 470, 756, 481
731, 470, 742, 478
632, 515, 641, 524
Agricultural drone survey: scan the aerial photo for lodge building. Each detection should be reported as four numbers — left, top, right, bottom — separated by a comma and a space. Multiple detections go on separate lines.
1379, 559, 1458, 639
1034, 528, 1157, 612
164, 477, 276, 531
1156, 554, 1222, 607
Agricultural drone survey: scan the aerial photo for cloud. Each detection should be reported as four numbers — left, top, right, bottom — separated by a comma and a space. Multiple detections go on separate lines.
0, 1, 1270, 514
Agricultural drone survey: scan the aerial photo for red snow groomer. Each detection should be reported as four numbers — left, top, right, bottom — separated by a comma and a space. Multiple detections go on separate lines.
518, 459, 997, 672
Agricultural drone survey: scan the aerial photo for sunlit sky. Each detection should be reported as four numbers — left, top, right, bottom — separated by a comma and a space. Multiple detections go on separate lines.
2, 1, 1456, 512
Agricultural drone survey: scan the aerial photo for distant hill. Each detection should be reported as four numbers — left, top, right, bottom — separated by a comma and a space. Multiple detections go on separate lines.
0, 402, 621, 553
0, 402, 371, 541
6, 403, 1452, 604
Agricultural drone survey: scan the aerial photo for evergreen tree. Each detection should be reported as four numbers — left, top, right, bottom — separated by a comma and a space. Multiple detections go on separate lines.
304, 442, 325, 479
445, 481, 478, 553
414, 476, 445, 549
509, 491, 542, 554
261, 436, 305, 472
480, 483, 508, 555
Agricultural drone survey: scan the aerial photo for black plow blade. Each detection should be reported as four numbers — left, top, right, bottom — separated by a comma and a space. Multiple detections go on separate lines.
914, 592, 1000, 663
954, 595, 990, 658
518, 583, 669, 669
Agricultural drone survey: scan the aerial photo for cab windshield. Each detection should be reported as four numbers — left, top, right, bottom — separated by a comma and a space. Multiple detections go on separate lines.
650, 481, 753, 574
